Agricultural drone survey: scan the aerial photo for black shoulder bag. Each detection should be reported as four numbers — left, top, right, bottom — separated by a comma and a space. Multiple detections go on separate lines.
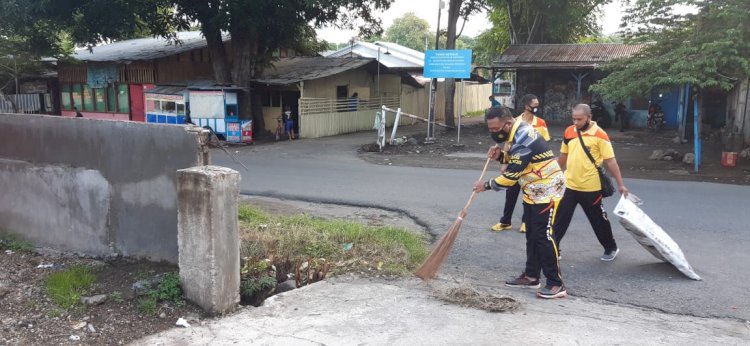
576, 129, 616, 197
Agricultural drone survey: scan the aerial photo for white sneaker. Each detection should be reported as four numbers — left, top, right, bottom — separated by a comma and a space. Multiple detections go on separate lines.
600, 248, 620, 262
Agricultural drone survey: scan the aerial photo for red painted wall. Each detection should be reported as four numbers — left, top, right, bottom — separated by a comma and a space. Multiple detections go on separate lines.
129, 84, 145, 122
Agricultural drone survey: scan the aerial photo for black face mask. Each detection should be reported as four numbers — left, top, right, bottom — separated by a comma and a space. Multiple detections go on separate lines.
528, 107, 539, 115
577, 120, 591, 131
491, 129, 510, 144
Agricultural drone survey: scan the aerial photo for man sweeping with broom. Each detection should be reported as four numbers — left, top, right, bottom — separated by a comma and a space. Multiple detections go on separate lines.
472, 107, 568, 299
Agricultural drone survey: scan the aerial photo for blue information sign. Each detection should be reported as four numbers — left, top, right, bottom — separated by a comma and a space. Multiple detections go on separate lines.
423, 50, 472, 78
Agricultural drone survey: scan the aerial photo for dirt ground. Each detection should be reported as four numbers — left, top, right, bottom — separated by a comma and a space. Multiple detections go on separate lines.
358, 117, 750, 185
0, 250, 204, 346
0, 198, 428, 346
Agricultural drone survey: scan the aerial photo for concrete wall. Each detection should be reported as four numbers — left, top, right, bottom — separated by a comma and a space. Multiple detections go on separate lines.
515, 69, 597, 123
0, 113, 209, 262
0, 160, 112, 254
516, 69, 654, 128
303, 69, 401, 99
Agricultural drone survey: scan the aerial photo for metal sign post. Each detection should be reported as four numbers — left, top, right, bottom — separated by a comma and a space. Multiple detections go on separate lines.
456, 79, 464, 146
426, 79, 436, 143
423, 49, 473, 144
693, 94, 701, 172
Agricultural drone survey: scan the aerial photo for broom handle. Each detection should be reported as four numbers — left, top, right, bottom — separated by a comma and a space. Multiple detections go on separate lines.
459, 156, 493, 217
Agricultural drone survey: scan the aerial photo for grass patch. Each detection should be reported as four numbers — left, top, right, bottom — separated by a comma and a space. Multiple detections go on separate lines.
149, 272, 185, 307
45, 266, 96, 309
138, 272, 185, 314
462, 110, 485, 118
238, 204, 428, 275
136, 270, 156, 281
138, 296, 158, 314
47, 308, 64, 318
0, 233, 34, 252
110, 291, 124, 304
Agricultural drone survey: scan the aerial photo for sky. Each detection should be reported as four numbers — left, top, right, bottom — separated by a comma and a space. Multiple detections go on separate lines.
316, 0, 627, 44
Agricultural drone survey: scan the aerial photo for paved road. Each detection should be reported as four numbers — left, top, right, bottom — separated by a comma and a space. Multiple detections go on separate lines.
213, 132, 750, 321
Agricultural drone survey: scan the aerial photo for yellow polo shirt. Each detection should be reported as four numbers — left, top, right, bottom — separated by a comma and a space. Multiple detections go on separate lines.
516, 114, 550, 141
560, 122, 615, 192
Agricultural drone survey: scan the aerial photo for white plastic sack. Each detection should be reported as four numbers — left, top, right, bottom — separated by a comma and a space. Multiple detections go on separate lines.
613, 194, 701, 280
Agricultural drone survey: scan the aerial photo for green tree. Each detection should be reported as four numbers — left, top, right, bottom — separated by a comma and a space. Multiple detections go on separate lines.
472, 1, 610, 66
443, 0, 487, 128
456, 36, 476, 50
385, 12, 431, 51
0, 0, 184, 55
577, 35, 622, 44
591, 0, 750, 101
473, 9, 512, 67
0, 37, 44, 111
491, 0, 609, 44
176, 0, 393, 134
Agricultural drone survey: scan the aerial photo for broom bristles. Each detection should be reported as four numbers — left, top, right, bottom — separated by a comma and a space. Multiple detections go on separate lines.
415, 156, 492, 281
415, 217, 464, 280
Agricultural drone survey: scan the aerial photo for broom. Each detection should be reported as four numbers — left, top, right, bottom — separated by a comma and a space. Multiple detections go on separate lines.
415, 156, 493, 280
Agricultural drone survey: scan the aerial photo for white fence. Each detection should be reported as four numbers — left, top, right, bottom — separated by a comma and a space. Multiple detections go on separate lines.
298, 96, 416, 138
0, 93, 51, 114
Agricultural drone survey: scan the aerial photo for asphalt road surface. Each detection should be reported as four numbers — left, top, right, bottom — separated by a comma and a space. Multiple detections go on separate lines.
213, 131, 750, 321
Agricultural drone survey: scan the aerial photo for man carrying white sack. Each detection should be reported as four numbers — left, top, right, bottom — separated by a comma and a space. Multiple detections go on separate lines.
554, 104, 629, 261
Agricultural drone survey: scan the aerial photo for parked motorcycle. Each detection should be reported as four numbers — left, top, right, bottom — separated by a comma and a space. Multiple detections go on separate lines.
647, 100, 665, 132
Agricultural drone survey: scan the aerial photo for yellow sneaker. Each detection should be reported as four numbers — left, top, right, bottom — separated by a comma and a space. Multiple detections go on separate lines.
491, 223, 513, 232
519, 222, 526, 233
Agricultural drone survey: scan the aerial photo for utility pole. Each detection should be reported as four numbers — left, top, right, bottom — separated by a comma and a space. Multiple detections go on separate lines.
426, 0, 444, 143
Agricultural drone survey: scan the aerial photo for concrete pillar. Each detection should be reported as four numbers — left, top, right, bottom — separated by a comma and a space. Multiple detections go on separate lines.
177, 165, 240, 315
184, 125, 211, 165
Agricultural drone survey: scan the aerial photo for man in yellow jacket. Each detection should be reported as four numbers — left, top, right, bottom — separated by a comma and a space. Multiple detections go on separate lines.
473, 107, 567, 299
554, 104, 629, 261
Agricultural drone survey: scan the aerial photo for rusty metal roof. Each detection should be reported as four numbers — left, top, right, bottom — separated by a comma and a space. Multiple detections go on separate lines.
144, 85, 188, 96
253, 57, 373, 85
251, 56, 428, 88
494, 44, 648, 69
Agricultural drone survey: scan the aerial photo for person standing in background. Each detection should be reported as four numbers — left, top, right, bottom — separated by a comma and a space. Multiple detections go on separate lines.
281, 106, 295, 140
491, 94, 550, 234
489, 95, 501, 108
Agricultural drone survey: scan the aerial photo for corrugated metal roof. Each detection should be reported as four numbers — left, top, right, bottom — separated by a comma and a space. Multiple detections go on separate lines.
73, 31, 228, 63
253, 56, 423, 88
146, 80, 246, 94
252, 57, 374, 85
144, 86, 188, 95
494, 44, 648, 69
323, 41, 424, 70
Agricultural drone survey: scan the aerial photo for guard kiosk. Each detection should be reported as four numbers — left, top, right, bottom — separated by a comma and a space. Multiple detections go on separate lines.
188, 87, 252, 144
145, 84, 252, 143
